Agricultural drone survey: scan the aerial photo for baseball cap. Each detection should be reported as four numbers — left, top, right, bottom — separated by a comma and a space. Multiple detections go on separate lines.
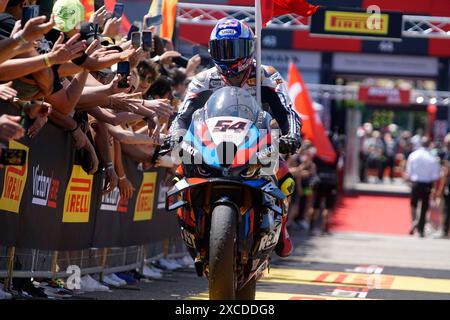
79, 22, 114, 46
52, 0, 85, 33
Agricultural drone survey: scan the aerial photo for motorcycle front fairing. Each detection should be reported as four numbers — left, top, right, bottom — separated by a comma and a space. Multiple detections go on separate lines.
166, 87, 284, 289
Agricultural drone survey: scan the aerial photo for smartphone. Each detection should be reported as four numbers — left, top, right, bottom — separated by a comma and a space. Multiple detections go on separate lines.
144, 14, 163, 29
116, 61, 130, 88
131, 32, 141, 49
113, 3, 124, 19
21, 5, 40, 27
193, 45, 200, 56
172, 56, 189, 68
0, 149, 27, 166
142, 31, 153, 52
94, 0, 105, 11
127, 24, 140, 40
37, 0, 52, 19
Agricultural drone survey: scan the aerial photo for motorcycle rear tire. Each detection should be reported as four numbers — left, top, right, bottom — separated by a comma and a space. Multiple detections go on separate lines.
209, 204, 237, 300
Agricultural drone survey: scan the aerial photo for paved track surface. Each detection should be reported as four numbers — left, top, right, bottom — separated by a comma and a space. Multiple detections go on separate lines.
79, 229, 450, 300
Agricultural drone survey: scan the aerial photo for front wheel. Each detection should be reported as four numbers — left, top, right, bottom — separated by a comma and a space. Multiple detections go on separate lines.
209, 204, 237, 300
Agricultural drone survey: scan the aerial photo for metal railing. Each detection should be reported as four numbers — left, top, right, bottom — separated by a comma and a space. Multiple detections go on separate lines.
0, 236, 186, 292
306, 84, 450, 107
177, 3, 450, 39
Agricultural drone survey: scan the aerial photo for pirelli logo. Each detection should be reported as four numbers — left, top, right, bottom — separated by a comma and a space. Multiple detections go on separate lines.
62, 165, 93, 223
0, 141, 28, 214
134, 172, 157, 221
325, 11, 389, 35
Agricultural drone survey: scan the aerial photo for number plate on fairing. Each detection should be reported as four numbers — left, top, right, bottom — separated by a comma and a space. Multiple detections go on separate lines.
258, 221, 281, 251
180, 228, 196, 248
206, 117, 252, 146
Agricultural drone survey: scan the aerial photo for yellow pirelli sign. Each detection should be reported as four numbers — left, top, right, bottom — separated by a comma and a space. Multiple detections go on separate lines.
62, 165, 93, 223
0, 141, 29, 214
133, 172, 157, 221
325, 11, 390, 35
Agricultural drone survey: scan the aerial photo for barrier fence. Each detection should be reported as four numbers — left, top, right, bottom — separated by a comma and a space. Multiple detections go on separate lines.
0, 105, 183, 289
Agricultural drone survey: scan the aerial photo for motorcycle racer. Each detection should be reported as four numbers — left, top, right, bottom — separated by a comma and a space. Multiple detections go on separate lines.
166, 18, 302, 257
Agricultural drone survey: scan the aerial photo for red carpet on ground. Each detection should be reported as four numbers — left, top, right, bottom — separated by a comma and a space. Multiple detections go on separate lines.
330, 195, 411, 235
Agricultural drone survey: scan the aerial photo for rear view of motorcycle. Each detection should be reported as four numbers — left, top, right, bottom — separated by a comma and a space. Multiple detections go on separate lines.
163, 87, 289, 300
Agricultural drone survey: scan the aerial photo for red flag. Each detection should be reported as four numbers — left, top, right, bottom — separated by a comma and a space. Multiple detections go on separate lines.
287, 62, 336, 164
261, 0, 320, 26
80, 0, 95, 21
149, 0, 179, 40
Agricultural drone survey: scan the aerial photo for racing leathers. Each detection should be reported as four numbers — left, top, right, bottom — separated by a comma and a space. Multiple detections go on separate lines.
168, 63, 300, 258
169, 63, 301, 149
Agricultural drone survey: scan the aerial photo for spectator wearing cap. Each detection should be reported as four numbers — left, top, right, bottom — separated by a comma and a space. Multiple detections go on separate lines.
41, 0, 133, 77
79, 22, 113, 47
405, 137, 441, 237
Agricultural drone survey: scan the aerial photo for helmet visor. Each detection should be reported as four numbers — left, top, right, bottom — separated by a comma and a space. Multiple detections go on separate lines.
209, 39, 254, 61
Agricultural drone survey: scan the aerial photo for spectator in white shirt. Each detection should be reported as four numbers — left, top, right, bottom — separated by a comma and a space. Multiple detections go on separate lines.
405, 137, 440, 237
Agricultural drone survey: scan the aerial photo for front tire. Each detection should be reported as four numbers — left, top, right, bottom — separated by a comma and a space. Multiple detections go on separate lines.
209, 204, 237, 300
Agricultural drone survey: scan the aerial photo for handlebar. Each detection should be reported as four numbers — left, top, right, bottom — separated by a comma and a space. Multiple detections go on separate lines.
151, 143, 172, 165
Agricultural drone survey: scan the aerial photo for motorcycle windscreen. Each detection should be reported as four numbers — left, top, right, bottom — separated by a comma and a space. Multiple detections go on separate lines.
183, 87, 271, 168
204, 86, 261, 122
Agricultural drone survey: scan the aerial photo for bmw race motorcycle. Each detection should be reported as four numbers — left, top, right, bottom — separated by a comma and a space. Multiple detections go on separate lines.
163, 87, 287, 300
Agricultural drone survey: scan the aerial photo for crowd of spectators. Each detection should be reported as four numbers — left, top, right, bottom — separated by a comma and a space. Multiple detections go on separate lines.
356, 121, 450, 239
0, 0, 207, 199
0, 0, 207, 299
358, 123, 428, 183
285, 119, 450, 240
285, 133, 345, 236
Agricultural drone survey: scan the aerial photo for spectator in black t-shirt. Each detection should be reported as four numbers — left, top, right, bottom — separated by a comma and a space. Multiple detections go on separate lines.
310, 156, 338, 235
380, 132, 398, 182
310, 135, 340, 235
287, 140, 316, 230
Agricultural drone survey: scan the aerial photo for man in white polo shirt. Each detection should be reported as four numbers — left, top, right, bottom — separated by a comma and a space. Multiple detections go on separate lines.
405, 137, 441, 237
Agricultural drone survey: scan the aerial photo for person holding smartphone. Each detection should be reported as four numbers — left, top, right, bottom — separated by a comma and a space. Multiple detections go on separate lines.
102, 3, 124, 39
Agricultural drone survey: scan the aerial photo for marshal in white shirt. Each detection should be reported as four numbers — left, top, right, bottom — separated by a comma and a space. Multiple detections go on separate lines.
405, 147, 440, 183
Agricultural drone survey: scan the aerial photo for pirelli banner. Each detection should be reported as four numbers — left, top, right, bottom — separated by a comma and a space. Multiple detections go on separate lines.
310, 7, 403, 41
0, 118, 178, 250
93, 160, 178, 248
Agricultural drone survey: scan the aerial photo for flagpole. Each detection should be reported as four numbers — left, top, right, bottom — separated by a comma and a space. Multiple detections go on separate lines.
156, 0, 163, 35
255, 0, 262, 107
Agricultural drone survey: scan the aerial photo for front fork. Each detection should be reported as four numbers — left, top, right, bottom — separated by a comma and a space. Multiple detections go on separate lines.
177, 187, 257, 278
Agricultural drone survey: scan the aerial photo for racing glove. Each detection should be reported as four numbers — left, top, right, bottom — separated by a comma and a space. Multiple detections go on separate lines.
279, 134, 301, 155
162, 134, 182, 152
